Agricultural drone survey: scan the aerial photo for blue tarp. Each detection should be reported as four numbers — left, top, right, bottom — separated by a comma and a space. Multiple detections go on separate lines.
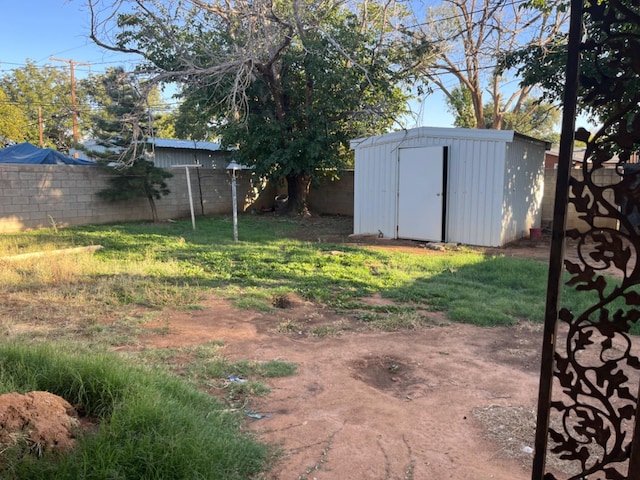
0, 143, 96, 165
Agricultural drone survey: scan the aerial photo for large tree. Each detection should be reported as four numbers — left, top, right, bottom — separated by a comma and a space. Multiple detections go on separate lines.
406, 0, 569, 130
0, 88, 29, 146
505, 0, 640, 161
446, 85, 561, 143
503, 0, 640, 123
0, 61, 92, 152
87, 0, 421, 213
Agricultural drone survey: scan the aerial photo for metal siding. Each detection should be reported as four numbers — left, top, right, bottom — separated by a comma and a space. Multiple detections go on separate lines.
443, 138, 505, 246
151, 148, 229, 169
353, 143, 397, 237
501, 138, 545, 244
352, 128, 545, 246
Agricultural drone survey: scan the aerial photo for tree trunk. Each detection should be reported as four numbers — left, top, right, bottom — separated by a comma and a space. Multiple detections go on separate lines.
285, 173, 311, 215
148, 195, 159, 222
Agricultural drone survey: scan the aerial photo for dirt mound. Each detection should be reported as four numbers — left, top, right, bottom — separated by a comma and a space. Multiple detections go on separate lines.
0, 391, 78, 456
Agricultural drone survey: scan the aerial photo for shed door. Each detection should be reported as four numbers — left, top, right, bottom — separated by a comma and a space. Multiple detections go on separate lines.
397, 146, 448, 242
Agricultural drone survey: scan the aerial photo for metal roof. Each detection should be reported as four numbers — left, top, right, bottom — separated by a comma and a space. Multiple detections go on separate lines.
147, 138, 223, 151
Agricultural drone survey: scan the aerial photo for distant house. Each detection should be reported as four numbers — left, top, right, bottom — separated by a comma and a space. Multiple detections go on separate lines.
544, 147, 587, 169
545, 147, 639, 169
145, 138, 232, 169
71, 138, 232, 169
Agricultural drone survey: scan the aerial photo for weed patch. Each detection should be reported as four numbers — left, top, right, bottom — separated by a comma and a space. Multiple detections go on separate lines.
0, 343, 268, 479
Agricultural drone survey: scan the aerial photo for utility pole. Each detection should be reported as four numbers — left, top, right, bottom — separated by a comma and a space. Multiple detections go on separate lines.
38, 107, 44, 148
50, 57, 90, 150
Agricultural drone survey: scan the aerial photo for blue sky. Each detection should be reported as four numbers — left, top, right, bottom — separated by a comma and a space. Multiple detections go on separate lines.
0, 1, 465, 130
0, 1, 143, 77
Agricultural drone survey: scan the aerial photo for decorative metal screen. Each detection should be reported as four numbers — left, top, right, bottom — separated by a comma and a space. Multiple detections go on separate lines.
533, 0, 640, 479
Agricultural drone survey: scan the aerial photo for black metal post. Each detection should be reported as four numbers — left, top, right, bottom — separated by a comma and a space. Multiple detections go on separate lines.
531, 0, 584, 477
629, 381, 640, 480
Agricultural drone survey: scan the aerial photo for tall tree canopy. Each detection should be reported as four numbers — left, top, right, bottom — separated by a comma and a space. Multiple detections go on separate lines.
87, 0, 422, 212
406, 0, 568, 132
446, 85, 561, 143
503, 0, 639, 120
0, 88, 29, 146
0, 62, 91, 152
505, 0, 640, 157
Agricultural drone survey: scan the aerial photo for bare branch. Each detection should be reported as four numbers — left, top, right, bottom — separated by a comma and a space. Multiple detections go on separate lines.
413, 0, 569, 131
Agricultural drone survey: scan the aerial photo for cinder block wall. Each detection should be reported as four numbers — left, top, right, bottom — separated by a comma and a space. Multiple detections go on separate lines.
308, 171, 354, 216
542, 168, 620, 232
0, 165, 274, 233
1, 164, 624, 236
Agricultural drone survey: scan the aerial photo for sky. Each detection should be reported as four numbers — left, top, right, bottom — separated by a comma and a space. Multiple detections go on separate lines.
0, 1, 144, 78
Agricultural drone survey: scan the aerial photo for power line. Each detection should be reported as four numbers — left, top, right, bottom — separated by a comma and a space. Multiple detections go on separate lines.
50, 57, 91, 144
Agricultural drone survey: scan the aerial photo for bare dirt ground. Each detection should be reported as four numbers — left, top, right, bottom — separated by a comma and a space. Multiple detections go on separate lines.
4, 217, 590, 479
148, 298, 546, 480
140, 217, 563, 480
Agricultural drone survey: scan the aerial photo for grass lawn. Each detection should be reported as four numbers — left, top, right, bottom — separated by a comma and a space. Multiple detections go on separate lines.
0, 214, 632, 478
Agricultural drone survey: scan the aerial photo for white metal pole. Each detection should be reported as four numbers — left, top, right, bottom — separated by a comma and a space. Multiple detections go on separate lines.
232, 168, 238, 242
175, 165, 199, 230
184, 166, 196, 230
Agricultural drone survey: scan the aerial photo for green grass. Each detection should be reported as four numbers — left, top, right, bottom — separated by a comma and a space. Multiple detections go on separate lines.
1, 214, 637, 477
0, 343, 268, 480
0, 215, 633, 331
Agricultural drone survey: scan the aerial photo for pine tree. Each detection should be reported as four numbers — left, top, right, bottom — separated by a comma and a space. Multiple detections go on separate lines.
88, 68, 172, 222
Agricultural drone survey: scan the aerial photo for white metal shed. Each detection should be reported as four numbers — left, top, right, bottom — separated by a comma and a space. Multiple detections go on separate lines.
350, 127, 549, 247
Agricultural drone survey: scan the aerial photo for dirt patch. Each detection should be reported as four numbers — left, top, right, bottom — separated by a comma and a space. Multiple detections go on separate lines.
350, 354, 425, 400
0, 391, 79, 456
129, 296, 545, 479
128, 225, 585, 479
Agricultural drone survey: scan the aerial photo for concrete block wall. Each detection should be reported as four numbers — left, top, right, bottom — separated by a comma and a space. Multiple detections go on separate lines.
308, 171, 354, 216
9, 165, 623, 236
0, 165, 274, 233
542, 168, 620, 232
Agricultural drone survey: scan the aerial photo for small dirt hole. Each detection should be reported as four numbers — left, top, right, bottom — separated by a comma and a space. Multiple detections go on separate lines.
272, 294, 293, 309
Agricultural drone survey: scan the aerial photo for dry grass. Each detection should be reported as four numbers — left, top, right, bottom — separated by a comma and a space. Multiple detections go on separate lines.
473, 404, 605, 477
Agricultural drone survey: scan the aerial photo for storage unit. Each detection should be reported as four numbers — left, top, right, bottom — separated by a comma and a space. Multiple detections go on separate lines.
350, 127, 549, 247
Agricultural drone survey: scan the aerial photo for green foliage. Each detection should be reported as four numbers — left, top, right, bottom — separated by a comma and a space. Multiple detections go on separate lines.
0, 89, 28, 146
86, 67, 173, 221
153, 112, 177, 139
502, 0, 640, 131
0, 343, 268, 479
0, 61, 86, 152
100, 0, 417, 210
411, 0, 568, 133
446, 85, 560, 142
97, 158, 172, 222
85, 67, 149, 163
485, 98, 561, 144
446, 86, 476, 129
500, 35, 570, 110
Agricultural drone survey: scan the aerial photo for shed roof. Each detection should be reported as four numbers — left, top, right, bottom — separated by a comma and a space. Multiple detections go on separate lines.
351, 127, 550, 150
147, 138, 223, 151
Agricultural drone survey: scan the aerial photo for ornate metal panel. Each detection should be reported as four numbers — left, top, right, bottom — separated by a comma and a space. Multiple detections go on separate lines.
533, 0, 640, 479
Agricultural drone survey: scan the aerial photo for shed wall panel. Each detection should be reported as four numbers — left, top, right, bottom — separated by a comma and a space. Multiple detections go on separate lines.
446, 139, 505, 246
353, 142, 398, 238
501, 138, 545, 244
